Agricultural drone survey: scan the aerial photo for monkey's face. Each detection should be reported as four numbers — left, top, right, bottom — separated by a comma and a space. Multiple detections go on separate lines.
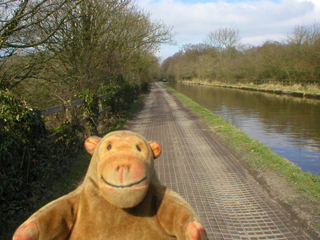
85, 131, 161, 208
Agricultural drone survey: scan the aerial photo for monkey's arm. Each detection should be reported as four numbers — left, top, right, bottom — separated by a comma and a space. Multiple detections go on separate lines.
156, 189, 207, 240
13, 191, 79, 240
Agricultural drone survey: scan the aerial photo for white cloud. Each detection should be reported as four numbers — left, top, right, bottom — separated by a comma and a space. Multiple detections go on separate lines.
136, 0, 320, 60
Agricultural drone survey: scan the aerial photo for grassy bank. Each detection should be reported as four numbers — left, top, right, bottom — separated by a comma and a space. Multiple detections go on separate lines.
163, 84, 320, 237
3, 94, 147, 239
181, 80, 320, 99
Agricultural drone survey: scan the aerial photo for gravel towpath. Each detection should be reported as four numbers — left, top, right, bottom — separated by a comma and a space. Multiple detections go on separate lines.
124, 83, 310, 240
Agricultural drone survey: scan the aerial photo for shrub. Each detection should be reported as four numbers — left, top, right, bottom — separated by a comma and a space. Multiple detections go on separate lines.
100, 79, 147, 115
0, 80, 149, 233
0, 90, 82, 232
0, 90, 46, 224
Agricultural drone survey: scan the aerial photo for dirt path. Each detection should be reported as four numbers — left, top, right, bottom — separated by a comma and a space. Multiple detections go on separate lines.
125, 83, 310, 239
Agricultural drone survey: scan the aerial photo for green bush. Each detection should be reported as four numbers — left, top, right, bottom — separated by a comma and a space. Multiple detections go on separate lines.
0, 90, 46, 224
141, 81, 151, 93
0, 90, 82, 232
100, 79, 148, 115
75, 90, 100, 135
0, 81, 149, 233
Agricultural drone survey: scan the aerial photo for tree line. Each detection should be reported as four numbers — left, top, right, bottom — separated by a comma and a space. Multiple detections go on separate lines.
161, 24, 320, 86
1, 0, 172, 108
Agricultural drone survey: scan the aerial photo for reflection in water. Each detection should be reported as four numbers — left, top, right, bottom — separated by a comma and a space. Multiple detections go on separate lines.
168, 82, 320, 175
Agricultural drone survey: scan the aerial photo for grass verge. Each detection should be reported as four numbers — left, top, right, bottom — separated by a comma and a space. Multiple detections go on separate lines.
3, 94, 147, 240
163, 84, 320, 237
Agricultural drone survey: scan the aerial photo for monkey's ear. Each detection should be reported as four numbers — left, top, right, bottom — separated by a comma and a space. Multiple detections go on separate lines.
85, 136, 102, 155
149, 141, 161, 159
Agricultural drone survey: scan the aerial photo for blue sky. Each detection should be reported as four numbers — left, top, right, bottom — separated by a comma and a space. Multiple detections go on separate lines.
135, 0, 320, 60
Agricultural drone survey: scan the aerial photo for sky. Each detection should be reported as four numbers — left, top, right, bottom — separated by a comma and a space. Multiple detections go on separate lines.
135, 0, 320, 61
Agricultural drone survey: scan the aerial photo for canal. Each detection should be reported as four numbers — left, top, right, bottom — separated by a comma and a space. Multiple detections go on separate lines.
168, 82, 320, 175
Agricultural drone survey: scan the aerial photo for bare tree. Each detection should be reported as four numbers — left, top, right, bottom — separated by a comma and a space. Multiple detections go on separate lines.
287, 23, 320, 46
206, 27, 241, 51
1, 0, 173, 106
0, 0, 79, 89
0, 0, 75, 52
44, 0, 172, 88
205, 27, 241, 64
6, 0, 173, 106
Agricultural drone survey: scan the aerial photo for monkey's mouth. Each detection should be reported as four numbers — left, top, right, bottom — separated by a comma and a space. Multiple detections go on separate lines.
101, 175, 147, 189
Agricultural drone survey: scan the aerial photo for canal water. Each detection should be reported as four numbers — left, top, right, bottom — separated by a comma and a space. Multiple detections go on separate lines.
168, 82, 320, 175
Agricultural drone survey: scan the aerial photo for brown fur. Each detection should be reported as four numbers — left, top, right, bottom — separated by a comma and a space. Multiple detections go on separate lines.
13, 130, 207, 240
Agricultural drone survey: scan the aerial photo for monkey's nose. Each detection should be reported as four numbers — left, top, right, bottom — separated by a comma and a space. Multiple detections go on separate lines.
116, 165, 131, 172
116, 165, 132, 184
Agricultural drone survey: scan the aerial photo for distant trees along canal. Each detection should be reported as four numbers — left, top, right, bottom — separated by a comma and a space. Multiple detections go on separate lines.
161, 24, 320, 86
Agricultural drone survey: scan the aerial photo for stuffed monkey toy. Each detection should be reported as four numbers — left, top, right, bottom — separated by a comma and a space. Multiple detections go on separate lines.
13, 130, 207, 240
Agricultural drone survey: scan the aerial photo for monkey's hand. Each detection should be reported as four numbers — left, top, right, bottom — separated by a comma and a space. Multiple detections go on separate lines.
186, 221, 208, 240
13, 220, 39, 240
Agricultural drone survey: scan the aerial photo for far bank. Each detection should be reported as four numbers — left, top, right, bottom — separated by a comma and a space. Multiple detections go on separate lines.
179, 80, 320, 100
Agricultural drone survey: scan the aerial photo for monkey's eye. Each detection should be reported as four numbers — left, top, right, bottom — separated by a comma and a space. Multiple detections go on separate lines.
107, 144, 112, 150
136, 145, 141, 152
